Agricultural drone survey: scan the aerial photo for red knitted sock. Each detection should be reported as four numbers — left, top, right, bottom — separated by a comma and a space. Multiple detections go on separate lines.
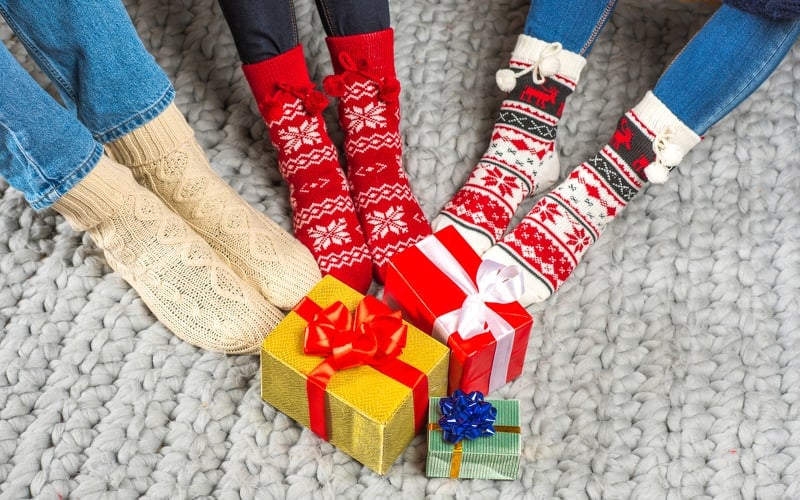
243, 45, 372, 293
324, 28, 431, 283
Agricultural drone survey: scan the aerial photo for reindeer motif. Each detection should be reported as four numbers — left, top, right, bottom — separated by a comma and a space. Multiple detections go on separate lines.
520, 85, 559, 108
630, 155, 651, 176
610, 117, 633, 151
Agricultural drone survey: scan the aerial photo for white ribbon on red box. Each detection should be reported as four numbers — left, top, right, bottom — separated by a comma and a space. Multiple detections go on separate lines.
416, 234, 524, 393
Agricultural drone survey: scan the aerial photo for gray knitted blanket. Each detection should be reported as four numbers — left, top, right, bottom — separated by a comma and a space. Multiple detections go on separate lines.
1, 0, 799, 498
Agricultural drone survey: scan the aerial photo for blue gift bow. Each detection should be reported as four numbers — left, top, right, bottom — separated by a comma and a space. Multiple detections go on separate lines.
437, 390, 497, 444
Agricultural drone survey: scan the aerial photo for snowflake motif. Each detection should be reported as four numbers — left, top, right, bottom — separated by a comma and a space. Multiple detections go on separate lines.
367, 207, 408, 238
532, 200, 560, 224
278, 119, 320, 152
307, 218, 352, 249
482, 167, 519, 198
345, 102, 387, 133
565, 226, 591, 253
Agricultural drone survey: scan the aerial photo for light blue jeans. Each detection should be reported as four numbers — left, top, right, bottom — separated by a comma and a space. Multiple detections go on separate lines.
525, 1, 800, 135
0, 0, 174, 210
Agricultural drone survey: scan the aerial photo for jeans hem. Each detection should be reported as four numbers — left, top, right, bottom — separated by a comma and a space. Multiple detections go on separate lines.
94, 85, 176, 144
30, 143, 104, 210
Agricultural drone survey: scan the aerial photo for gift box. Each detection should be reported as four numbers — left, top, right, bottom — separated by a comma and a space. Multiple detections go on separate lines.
426, 392, 521, 480
384, 226, 533, 394
261, 275, 449, 475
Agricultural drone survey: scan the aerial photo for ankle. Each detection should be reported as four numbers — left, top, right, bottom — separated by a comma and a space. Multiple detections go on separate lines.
105, 103, 193, 166
53, 156, 132, 230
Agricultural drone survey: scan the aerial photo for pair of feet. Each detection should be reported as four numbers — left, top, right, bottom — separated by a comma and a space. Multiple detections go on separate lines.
244, 30, 431, 294
54, 104, 322, 354
433, 36, 701, 306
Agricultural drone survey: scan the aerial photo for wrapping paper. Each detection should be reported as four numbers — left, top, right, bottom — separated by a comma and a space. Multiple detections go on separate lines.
261, 275, 450, 474
426, 397, 521, 480
384, 226, 533, 394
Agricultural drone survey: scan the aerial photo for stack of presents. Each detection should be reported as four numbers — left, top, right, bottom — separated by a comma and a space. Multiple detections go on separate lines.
261, 227, 533, 479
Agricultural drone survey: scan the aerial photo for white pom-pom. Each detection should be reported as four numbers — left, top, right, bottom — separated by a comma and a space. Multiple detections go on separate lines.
644, 163, 670, 184
538, 56, 561, 78
496, 69, 517, 92
658, 143, 683, 167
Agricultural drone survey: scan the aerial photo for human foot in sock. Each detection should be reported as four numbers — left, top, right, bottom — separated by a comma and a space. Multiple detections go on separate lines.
484, 91, 701, 305
106, 102, 323, 309
324, 28, 431, 282
236, 45, 372, 293
432, 35, 586, 254
53, 156, 284, 354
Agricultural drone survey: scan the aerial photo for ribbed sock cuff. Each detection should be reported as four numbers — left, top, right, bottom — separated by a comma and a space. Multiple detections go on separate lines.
241, 44, 313, 103
632, 91, 702, 153
53, 156, 128, 230
105, 103, 193, 167
512, 34, 587, 84
326, 27, 396, 77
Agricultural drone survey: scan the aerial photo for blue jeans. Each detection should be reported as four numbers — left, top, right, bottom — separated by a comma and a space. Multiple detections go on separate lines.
0, 0, 174, 210
524, 1, 800, 135
217, 0, 391, 64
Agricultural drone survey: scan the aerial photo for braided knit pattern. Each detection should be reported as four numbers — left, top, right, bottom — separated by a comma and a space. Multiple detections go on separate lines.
53, 157, 283, 353
107, 104, 322, 309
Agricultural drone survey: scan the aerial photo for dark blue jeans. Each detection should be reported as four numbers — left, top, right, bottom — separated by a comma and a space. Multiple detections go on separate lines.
217, 0, 390, 64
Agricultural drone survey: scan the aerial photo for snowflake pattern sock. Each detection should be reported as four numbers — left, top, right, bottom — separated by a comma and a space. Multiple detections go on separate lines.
106, 103, 322, 310
484, 91, 701, 305
53, 156, 283, 354
324, 28, 431, 283
241, 45, 372, 293
432, 35, 586, 254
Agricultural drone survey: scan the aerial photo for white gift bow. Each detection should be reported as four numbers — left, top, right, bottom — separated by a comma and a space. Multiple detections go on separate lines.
416, 234, 525, 393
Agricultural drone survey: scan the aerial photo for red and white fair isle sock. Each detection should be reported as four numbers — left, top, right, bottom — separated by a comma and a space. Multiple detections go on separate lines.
243, 45, 372, 293
484, 91, 701, 305
324, 28, 431, 283
431, 35, 587, 255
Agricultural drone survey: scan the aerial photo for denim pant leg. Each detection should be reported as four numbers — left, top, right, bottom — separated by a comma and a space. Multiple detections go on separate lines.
654, 5, 800, 135
524, 0, 618, 55
313, 0, 389, 38
0, 44, 103, 210
217, 0, 299, 64
218, 0, 390, 64
0, 0, 174, 144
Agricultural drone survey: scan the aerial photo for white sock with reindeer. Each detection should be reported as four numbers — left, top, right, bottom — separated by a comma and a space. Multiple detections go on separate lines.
432, 35, 586, 253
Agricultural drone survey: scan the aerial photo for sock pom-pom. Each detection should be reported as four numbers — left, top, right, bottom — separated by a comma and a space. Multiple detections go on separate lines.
644, 163, 670, 184
538, 56, 561, 79
658, 143, 684, 167
303, 90, 329, 115
322, 75, 346, 97
496, 69, 517, 92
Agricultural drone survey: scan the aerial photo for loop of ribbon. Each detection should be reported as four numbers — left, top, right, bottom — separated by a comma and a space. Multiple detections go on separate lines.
437, 390, 496, 444
260, 82, 329, 120
294, 295, 428, 441
322, 52, 400, 104
415, 235, 524, 393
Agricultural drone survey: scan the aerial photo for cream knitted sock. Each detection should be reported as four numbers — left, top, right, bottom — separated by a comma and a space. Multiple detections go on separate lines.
53, 156, 283, 354
106, 103, 321, 309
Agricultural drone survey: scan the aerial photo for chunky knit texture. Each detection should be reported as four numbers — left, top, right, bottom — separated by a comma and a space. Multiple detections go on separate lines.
432, 35, 586, 254
106, 103, 322, 309
324, 28, 431, 282
484, 92, 702, 305
53, 156, 283, 353
241, 45, 373, 293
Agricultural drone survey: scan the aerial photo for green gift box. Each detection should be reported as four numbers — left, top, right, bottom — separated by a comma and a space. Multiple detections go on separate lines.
426, 396, 521, 480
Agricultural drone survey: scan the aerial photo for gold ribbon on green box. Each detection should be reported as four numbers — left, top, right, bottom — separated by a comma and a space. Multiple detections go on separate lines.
426, 396, 521, 480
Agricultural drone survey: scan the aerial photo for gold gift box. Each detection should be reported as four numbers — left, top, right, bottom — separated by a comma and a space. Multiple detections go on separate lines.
261, 275, 450, 474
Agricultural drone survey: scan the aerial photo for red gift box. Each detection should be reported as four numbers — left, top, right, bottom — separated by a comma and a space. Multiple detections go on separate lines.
384, 226, 533, 394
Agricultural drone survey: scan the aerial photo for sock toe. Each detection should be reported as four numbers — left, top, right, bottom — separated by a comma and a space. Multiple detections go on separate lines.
482, 243, 552, 306
431, 213, 496, 255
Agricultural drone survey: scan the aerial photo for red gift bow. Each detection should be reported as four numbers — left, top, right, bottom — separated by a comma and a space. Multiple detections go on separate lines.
293, 295, 429, 441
